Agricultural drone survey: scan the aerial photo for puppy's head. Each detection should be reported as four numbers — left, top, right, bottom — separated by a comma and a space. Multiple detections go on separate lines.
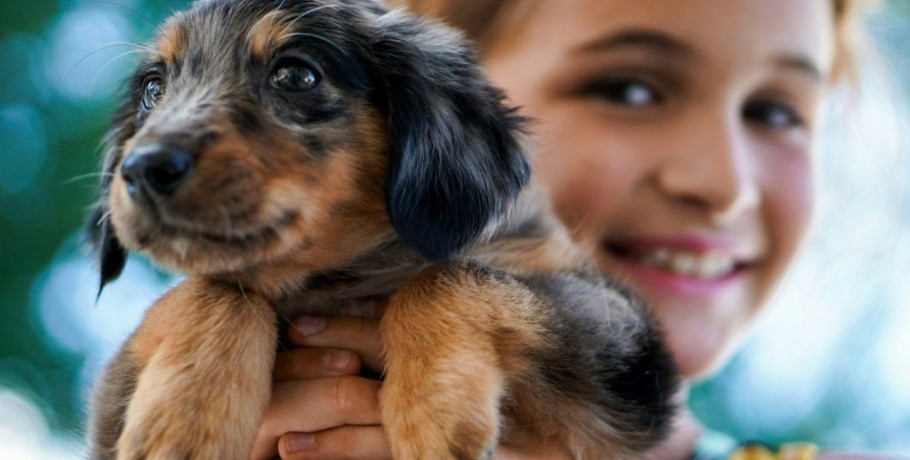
88, 0, 528, 290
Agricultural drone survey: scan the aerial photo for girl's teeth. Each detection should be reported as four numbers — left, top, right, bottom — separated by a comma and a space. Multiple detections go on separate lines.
632, 249, 737, 279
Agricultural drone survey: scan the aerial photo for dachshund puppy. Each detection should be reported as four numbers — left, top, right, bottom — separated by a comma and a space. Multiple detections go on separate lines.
86, 0, 678, 458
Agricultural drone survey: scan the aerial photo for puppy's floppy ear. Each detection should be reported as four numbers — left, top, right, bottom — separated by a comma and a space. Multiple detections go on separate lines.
86, 101, 134, 298
371, 12, 530, 263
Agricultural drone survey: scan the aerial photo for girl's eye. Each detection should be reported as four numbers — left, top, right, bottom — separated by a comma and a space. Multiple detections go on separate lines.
584, 77, 663, 107
270, 59, 320, 92
141, 77, 165, 111
743, 100, 804, 130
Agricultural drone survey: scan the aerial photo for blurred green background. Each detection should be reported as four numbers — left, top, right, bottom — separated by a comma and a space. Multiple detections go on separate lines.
1, 0, 909, 457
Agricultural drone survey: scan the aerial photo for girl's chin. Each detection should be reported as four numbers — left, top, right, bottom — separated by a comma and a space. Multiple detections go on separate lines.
663, 320, 746, 380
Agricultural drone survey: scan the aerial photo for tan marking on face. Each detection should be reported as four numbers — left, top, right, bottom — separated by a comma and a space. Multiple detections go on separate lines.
109, 99, 391, 298
248, 10, 292, 60
156, 18, 186, 67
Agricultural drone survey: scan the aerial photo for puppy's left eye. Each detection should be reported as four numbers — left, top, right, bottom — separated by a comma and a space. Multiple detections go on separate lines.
270, 59, 320, 92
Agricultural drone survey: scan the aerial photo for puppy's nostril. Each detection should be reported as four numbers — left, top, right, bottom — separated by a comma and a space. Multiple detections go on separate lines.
121, 144, 195, 196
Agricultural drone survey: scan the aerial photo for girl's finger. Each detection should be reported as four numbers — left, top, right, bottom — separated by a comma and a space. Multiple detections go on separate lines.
250, 376, 382, 459
277, 426, 391, 460
288, 316, 384, 371
273, 348, 362, 382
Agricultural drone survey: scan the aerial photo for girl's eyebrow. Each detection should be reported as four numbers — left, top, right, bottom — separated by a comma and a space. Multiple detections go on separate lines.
773, 54, 824, 82
573, 28, 700, 62
574, 28, 823, 82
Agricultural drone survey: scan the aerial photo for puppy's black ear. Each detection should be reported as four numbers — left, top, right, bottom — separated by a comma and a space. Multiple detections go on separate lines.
86, 101, 134, 298
86, 205, 127, 299
371, 12, 530, 263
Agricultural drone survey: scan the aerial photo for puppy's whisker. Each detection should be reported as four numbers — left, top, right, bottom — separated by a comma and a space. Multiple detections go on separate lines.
61, 171, 115, 187
66, 42, 151, 81
104, 41, 154, 52
96, 210, 112, 227
272, 0, 287, 29
284, 3, 340, 31
87, 1, 156, 27
90, 49, 147, 92
283, 32, 349, 57
238, 281, 290, 350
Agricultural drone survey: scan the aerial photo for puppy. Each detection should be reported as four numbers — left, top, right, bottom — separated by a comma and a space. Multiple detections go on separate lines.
86, 0, 678, 458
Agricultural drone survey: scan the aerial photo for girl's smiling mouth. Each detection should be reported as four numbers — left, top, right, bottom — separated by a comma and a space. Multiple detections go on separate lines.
602, 234, 761, 299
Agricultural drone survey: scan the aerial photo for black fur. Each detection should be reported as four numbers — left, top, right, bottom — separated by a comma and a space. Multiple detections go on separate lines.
88, 98, 137, 296
371, 13, 530, 263
519, 269, 678, 450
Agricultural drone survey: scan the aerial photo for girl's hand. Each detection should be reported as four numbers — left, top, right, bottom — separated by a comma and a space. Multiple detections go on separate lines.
250, 308, 572, 459
250, 313, 390, 460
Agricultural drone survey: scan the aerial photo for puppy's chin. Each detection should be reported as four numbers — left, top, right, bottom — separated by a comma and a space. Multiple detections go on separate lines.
108, 179, 308, 276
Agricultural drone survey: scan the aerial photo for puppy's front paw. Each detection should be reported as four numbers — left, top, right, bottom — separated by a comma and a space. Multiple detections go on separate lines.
380, 266, 514, 460
115, 385, 260, 460
116, 413, 218, 460
381, 383, 499, 460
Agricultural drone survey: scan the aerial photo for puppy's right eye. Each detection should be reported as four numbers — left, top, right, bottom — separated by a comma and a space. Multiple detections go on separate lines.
141, 77, 165, 111
270, 59, 320, 92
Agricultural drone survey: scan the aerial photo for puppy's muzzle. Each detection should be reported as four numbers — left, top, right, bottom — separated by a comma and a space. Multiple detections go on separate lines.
121, 143, 195, 198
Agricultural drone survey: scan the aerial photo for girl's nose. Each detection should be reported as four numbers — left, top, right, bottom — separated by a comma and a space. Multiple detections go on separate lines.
654, 113, 759, 224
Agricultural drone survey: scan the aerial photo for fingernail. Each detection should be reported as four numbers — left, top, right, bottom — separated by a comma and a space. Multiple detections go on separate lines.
286, 432, 315, 453
322, 350, 352, 371
294, 316, 326, 336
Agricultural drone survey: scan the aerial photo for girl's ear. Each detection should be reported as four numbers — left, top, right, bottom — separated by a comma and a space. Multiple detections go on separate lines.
371, 12, 530, 263
87, 101, 135, 297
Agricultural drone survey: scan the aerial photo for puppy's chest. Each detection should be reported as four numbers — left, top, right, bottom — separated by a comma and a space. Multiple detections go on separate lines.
272, 251, 429, 320
271, 207, 562, 320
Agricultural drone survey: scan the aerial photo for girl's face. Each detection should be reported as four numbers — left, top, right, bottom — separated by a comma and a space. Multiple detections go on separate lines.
484, 0, 835, 378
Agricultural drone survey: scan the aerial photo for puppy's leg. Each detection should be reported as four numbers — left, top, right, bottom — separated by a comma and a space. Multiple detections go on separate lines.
381, 263, 543, 460
88, 344, 140, 460
114, 277, 277, 460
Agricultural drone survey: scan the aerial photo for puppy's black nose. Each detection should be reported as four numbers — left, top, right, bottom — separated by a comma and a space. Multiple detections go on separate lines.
121, 144, 194, 196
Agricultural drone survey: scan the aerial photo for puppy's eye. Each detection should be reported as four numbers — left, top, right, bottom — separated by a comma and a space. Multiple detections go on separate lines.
270, 59, 320, 92
141, 77, 165, 111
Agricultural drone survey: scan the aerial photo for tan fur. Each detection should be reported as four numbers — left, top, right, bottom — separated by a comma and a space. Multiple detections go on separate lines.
475, 229, 587, 274
155, 19, 185, 68
248, 11, 292, 59
381, 265, 546, 459
115, 278, 277, 459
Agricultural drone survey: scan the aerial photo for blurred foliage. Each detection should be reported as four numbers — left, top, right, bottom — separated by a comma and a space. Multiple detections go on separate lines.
0, 0, 188, 434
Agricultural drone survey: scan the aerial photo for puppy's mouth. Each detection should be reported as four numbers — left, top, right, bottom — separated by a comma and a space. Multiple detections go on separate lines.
148, 210, 299, 249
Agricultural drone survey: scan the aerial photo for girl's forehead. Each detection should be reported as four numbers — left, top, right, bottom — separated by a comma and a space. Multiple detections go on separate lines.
498, 0, 835, 80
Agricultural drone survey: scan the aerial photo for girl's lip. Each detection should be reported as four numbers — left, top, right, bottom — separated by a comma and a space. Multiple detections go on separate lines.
600, 234, 759, 300
608, 255, 746, 301
605, 234, 756, 260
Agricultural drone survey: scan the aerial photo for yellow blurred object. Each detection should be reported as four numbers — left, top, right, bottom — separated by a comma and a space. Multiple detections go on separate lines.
728, 443, 819, 460
730, 444, 776, 460
777, 443, 820, 460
